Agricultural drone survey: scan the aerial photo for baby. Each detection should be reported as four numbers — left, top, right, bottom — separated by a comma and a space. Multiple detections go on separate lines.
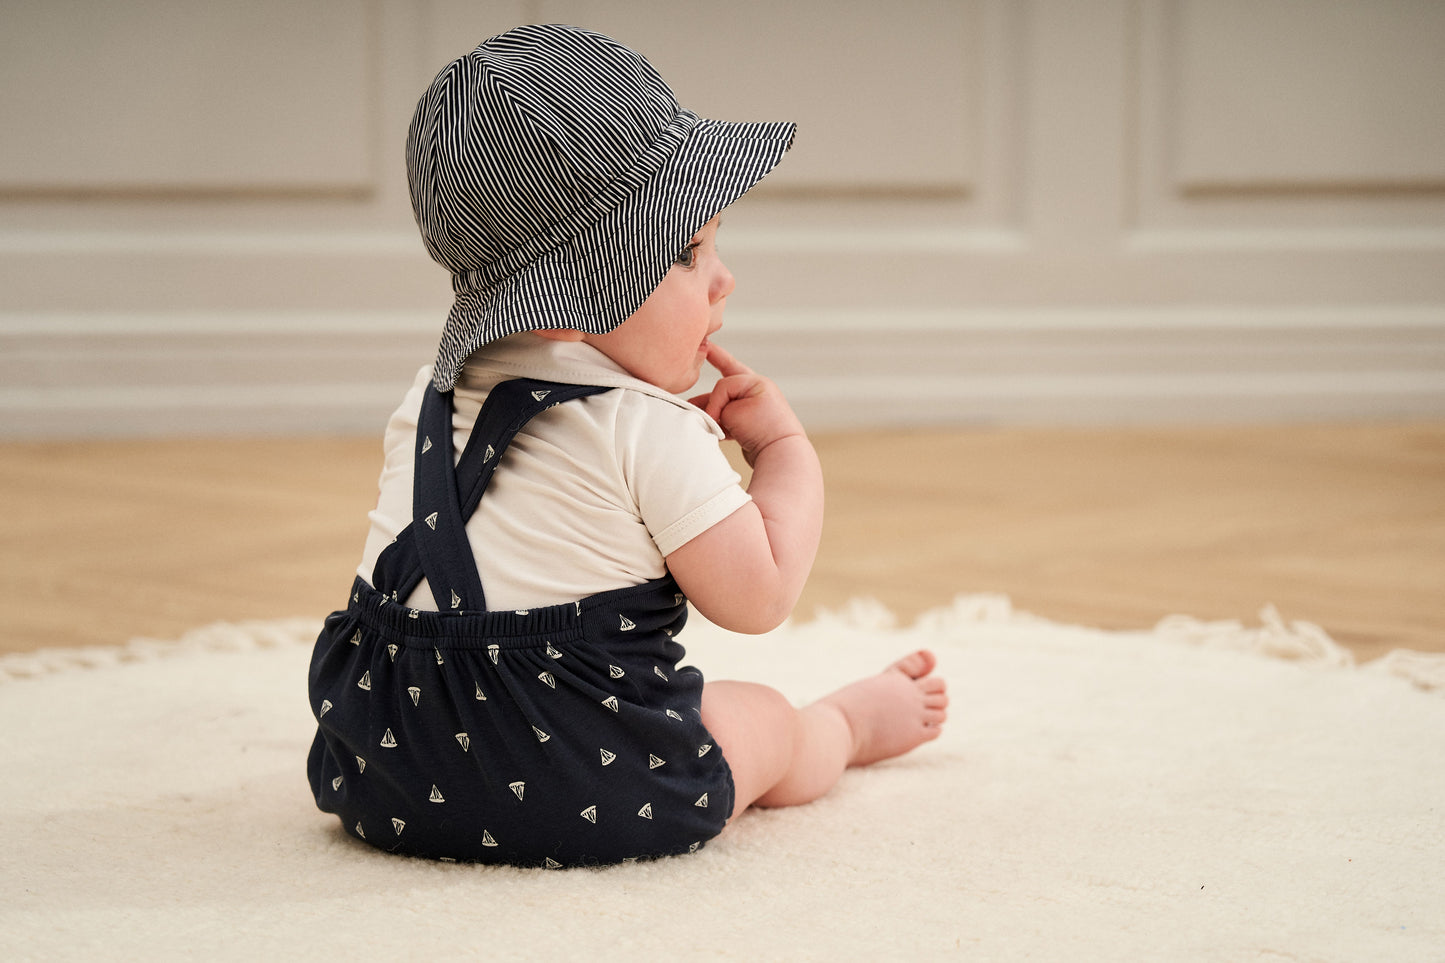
307, 23, 946, 867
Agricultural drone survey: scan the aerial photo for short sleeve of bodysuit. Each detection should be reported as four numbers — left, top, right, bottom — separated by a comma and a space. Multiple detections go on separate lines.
610, 389, 751, 558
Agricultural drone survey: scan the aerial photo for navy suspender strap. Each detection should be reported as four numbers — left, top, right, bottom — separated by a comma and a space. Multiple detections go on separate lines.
451, 381, 609, 524
406, 378, 477, 612
370, 378, 612, 613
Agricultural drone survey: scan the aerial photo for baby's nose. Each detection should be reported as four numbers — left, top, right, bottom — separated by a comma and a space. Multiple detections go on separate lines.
712, 261, 736, 302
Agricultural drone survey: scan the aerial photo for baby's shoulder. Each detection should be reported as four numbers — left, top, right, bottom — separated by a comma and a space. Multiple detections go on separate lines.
538, 386, 727, 485
599, 385, 725, 442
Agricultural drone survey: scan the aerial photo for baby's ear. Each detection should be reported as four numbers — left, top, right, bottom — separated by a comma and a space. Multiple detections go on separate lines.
531, 328, 586, 342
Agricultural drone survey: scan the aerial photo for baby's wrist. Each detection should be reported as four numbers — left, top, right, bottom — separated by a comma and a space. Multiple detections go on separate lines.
743, 427, 811, 464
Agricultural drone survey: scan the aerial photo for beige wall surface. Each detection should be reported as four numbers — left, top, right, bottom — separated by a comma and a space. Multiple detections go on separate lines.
2, 0, 1442, 435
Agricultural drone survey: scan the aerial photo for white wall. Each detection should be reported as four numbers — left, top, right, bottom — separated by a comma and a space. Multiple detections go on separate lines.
2, 0, 1442, 435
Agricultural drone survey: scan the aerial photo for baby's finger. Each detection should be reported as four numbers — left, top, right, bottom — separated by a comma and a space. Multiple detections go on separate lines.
687, 389, 728, 425
705, 341, 752, 378
707, 374, 766, 422
687, 379, 730, 424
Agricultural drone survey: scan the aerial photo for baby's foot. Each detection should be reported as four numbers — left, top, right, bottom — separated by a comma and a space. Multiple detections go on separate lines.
822, 650, 948, 767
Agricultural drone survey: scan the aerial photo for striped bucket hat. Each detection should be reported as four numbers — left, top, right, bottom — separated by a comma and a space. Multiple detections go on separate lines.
406, 24, 797, 391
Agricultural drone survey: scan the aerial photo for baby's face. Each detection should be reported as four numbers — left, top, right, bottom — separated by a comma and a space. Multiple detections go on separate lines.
580, 218, 734, 394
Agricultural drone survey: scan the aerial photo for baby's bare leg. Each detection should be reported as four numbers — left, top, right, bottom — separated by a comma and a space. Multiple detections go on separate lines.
701, 650, 948, 818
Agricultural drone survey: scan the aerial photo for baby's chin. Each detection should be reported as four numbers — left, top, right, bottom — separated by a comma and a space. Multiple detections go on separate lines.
655, 360, 707, 396
667, 373, 703, 396
620, 355, 708, 396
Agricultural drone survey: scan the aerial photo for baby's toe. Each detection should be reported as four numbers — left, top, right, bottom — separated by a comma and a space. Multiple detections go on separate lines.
891, 650, 937, 680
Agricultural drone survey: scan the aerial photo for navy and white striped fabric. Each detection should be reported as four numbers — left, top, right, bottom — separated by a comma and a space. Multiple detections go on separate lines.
405, 24, 796, 391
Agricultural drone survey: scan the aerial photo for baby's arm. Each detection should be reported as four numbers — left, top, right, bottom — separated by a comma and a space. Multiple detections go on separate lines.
667, 344, 824, 633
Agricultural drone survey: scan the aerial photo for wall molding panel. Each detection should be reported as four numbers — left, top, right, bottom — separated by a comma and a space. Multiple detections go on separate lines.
1165, 0, 1445, 192
0, 1, 379, 194
1133, 0, 1445, 231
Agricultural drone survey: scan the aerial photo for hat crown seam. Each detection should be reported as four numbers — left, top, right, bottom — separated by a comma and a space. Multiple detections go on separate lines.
412, 33, 689, 281
448, 110, 699, 296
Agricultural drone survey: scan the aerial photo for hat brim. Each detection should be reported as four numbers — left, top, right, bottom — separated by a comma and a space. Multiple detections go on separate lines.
431, 114, 796, 391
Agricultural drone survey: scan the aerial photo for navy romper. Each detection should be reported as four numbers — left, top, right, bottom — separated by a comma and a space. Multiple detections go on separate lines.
307, 378, 734, 867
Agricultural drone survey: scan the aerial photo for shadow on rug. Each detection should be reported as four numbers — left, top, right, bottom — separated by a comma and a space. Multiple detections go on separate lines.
2, 597, 1441, 961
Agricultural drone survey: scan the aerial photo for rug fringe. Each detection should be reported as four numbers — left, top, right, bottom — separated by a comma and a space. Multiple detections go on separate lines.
811, 594, 1023, 633
1364, 648, 1445, 693
0, 617, 319, 684
810, 595, 1445, 695
1153, 604, 1355, 667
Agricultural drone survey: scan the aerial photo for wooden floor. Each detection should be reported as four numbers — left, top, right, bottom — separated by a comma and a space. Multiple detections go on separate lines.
2, 423, 1441, 662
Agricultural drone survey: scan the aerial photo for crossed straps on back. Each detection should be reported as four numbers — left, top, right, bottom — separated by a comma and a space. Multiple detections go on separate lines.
371, 378, 611, 613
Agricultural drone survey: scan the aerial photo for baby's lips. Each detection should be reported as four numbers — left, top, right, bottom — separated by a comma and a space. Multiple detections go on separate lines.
703, 341, 749, 375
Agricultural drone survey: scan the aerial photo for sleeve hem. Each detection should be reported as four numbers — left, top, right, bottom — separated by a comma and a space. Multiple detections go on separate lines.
652, 486, 753, 558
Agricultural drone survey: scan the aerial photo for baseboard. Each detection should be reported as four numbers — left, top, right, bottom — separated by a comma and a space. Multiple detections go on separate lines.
2, 307, 1442, 436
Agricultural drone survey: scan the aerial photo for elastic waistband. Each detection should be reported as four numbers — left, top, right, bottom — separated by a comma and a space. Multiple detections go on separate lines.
345, 575, 685, 651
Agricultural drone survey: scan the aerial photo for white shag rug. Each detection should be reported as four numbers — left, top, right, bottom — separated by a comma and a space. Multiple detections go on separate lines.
2, 597, 1442, 962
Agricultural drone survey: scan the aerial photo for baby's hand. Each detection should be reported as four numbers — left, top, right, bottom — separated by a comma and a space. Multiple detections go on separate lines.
689, 343, 805, 464
675, 342, 823, 632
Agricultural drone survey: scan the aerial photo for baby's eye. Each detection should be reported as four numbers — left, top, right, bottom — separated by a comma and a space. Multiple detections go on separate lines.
674, 242, 700, 269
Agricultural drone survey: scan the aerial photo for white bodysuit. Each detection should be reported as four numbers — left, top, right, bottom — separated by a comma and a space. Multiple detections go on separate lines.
358, 335, 750, 613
